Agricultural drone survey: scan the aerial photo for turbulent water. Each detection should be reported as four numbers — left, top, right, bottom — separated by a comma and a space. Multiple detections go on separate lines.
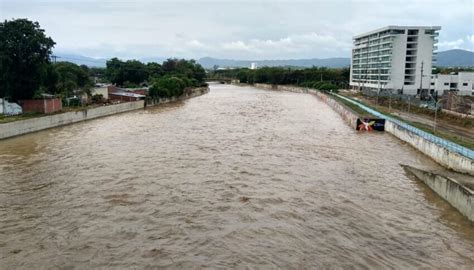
0, 84, 473, 269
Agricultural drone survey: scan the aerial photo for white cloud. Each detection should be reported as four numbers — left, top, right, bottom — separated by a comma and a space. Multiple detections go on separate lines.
1, 0, 473, 59
438, 39, 465, 50
467, 35, 474, 44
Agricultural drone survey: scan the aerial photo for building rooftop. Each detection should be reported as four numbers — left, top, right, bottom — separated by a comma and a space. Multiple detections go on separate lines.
353, 25, 441, 39
110, 91, 146, 98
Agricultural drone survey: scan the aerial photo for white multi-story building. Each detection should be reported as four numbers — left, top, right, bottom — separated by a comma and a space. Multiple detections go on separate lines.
250, 62, 257, 70
350, 26, 441, 96
431, 72, 474, 96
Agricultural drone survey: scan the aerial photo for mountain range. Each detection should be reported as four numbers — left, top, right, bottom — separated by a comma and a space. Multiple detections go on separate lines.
55, 49, 474, 69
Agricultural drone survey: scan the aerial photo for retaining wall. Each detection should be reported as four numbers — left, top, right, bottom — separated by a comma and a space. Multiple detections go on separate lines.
248, 83, 474, 175
0, 101, 145, 140
147, 87, 209, 107
385, 120, 474, 175
404, 165, 473, 222
311, 91, 359, 129
252, 83, 358, 128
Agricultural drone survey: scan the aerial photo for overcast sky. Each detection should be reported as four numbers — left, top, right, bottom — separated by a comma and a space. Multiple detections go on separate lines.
1, 0, 473, 60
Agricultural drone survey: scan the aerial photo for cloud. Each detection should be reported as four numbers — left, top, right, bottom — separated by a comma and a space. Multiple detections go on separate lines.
467, 35, 474, 44
438, 39, 465, 50
217, 33, 352, 59
1, 0, 473, 59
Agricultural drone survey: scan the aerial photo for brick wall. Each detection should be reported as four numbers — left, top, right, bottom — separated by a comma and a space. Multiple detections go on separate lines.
20, 99, 62, 114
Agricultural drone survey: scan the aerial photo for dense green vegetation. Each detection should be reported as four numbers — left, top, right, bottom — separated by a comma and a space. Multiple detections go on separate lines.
0, 18, 207, 104
0, 19, 55, 101
0, 19, 93, 101
105, 57, 207, 99
209, 67, 349, 92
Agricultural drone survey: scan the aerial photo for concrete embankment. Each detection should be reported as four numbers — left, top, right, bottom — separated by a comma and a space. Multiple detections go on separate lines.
253, 83, 359, 129
0, 101, 145, 140
147, 87, 209, 107
0, 87, 209, 140
385, 121, 474, 175
403, 165, 473, 222
248, 83, 474, 176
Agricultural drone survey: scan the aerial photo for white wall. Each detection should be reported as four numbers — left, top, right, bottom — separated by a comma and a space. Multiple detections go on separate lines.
0, 101, 144, 140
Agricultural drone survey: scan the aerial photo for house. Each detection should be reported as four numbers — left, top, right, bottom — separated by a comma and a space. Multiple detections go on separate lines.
107, 85, 148, 102
108, 91, 146, 102
20, 94, 62, 114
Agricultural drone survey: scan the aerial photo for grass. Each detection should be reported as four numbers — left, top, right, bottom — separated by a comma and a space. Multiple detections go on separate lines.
0, 104, 106, 124
330, 94, 374, 118
407, 121, 474, 150
336, 94, 474, 150
0, 113, 43, 124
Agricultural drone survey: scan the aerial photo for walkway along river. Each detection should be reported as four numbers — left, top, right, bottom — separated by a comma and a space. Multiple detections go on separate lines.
0, 84, 473, 268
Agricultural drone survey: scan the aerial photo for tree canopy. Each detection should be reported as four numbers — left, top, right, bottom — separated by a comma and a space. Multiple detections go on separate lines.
0, 19, 55, 101
209, 66, 348, 92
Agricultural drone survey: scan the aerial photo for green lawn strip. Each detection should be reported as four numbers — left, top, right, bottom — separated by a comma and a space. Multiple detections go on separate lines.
407, 121, 474, 150
0, 113, 43, 124
0, 105, 103, 124
338, 94, 474, 150
330, 93, 375, 118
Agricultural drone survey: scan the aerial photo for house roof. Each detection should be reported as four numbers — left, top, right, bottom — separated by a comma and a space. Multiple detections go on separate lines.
109, 91, 146, 98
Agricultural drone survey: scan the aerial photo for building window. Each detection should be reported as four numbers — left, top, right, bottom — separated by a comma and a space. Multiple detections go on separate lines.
444, 82, 449, 86
430, 82, 434, 85
462, 83, 468, 86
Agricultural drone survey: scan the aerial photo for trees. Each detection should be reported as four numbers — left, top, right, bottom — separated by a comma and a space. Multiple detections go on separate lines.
54, 62, 92, 97
0, 19, 55, 101
210, 66, 349, 90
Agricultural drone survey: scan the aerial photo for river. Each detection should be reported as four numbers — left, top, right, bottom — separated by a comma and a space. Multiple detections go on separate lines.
1, 83, 473, 269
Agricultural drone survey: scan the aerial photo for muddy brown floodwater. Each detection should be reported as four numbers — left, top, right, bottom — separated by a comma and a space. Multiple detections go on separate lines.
0, 84, 473, 269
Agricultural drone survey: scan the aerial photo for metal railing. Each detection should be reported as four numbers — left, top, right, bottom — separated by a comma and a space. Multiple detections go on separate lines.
333, 94, 474, 159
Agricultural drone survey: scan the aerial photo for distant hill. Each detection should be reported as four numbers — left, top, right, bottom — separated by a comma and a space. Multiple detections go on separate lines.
54, 49, 473, 68
55, 54, 107, 67
436, 49, 474, 67
197, 57, 351, 69
54, 54, 167, 67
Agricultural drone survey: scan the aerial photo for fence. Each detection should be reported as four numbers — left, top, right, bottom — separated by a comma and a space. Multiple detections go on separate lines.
334, 93, 474, 160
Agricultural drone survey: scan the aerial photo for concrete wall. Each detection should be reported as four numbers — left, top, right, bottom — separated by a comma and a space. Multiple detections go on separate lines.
147, 87, 209, 107
385, 120, 474, 175
249, 83, 473, 175
252, 83, 358, 129
311, 91, 359, 129
0, 101, 144, 140
404, 165, 473, 222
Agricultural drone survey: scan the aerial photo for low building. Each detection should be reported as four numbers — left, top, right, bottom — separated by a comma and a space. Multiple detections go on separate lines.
91, 86, 110, 100
108, 92, 145, 102
20, 96, 62, 114
431, 72, 474, 96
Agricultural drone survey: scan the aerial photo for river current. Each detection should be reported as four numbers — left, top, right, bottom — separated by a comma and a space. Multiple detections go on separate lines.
0, 84, 473, 269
